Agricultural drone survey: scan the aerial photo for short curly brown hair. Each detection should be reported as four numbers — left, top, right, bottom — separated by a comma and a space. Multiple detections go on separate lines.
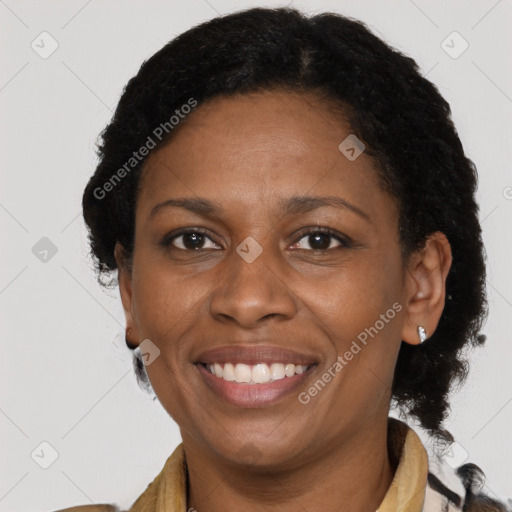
82, 7, 488, 441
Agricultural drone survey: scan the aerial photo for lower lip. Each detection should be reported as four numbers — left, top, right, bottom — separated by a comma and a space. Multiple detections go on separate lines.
196, 363, 316, 408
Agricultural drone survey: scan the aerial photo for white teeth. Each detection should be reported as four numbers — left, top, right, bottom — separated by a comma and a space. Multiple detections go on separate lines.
252, 363, 271, 383
234, 363, 252, 383
214, 363, 223, 378
270, 363, 285, 380
295, 365, 306, 374
284, 364, 295, 377
205, 362, 311, 384
222, 363, 235, 381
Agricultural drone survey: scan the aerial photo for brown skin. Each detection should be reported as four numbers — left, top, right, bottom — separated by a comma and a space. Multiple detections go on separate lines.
115, 90, 452, 511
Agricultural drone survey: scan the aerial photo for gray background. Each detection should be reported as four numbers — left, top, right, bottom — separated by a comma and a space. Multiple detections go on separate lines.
1, 0, 511, 510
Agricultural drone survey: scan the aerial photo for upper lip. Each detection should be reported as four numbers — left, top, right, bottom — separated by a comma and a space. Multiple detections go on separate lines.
195, 345, 319, 366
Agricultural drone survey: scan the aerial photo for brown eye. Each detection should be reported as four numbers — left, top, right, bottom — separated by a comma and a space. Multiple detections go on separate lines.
290, 227, 352, 252
161, 229, 221, 251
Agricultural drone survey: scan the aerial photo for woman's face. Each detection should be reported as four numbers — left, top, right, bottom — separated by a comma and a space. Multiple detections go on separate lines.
118, 90, 423, 467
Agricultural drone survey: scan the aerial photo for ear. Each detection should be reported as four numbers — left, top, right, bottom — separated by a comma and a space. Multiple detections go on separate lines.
114, 242, 140, 348
401, 232, 452, 345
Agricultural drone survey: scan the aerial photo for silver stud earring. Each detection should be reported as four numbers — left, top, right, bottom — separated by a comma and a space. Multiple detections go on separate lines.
417, 325, 427, 344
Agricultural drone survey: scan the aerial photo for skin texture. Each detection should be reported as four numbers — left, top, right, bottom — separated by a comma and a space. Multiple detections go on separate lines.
115, 90, 452, 512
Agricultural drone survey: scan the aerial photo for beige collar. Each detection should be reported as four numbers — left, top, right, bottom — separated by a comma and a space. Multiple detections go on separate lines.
128, 418, 429, 512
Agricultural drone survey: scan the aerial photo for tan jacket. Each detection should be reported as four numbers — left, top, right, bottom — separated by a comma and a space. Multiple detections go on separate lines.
54, 418, 508, 512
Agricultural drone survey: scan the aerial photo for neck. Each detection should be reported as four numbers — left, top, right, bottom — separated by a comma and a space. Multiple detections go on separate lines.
184, 416, 395, 512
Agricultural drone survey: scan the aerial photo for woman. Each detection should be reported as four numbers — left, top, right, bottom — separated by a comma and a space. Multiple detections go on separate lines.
59, 7, 508, 512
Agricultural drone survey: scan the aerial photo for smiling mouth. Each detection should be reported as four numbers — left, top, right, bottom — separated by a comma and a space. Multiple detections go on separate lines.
200, 362, 314, 384
194, 344, 320, 406
196, 361, 318, 407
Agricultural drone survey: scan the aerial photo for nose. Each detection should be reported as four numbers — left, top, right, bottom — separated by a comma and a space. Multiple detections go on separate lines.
209, 243, 298, 328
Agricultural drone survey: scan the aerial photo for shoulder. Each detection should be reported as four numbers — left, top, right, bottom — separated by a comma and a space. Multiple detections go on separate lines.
52, 445, 186, 512
425, 460, 511, 511
392, 418, 510, 511
53, 505, 121, 512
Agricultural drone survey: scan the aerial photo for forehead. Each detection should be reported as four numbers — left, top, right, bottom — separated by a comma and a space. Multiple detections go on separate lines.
136, 90, 392, 223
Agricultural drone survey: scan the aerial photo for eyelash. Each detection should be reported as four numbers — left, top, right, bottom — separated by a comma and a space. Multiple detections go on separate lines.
160, 226, 353, 253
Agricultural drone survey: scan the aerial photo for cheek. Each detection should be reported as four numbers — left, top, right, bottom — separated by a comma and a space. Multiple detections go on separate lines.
130, 247, 207, 337
131, 273, 178, 338
308, 251, 403, 372
313, 253, 401, 324
130, 262, 211, 423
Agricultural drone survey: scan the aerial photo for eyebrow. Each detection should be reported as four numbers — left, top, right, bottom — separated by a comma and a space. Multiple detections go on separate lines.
149, 195, 371, 222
